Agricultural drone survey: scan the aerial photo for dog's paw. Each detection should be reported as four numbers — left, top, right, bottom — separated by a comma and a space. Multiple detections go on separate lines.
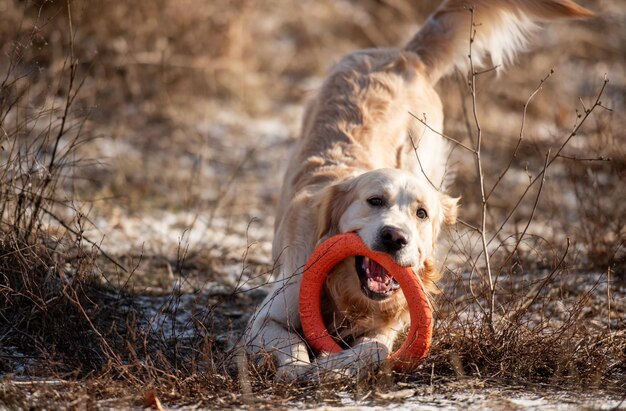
275, 360, 314, 383
311, 340, 390, 380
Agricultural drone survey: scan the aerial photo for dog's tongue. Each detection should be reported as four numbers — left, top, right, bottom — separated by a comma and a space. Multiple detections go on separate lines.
362, 256, 393, 293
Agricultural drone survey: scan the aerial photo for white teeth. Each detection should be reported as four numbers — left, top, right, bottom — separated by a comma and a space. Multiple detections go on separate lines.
367, 277, 390, 293
362, 257, 370, 271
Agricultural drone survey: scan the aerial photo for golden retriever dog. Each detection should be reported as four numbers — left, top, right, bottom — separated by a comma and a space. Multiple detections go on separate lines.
244, 0, 591, 381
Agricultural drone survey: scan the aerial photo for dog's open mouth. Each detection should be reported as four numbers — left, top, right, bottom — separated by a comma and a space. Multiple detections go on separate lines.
355, 256, 400, 300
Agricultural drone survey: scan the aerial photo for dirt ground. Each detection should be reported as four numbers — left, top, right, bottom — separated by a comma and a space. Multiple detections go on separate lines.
0, 0, 625, 409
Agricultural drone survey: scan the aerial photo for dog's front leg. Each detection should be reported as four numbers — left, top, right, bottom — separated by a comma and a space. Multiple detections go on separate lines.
309, 330, 399, 380
245, 274, 313, 381
248, 317, 312, 381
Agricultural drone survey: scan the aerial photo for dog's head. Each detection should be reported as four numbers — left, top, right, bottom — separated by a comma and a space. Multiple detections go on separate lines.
316, 168, 458, 302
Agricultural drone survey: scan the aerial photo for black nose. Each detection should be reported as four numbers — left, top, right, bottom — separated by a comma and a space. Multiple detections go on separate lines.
380, 226, 408, 252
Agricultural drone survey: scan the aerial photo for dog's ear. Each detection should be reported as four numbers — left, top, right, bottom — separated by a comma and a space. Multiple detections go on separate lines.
420, 258, 442, 295
439, 193, 460, 226
432, 193, 459, 248
315, 179, 356, 243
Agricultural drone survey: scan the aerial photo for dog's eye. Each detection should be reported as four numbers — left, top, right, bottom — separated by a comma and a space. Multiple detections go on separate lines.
416, 208, 428, 219
367, 197, 385, 207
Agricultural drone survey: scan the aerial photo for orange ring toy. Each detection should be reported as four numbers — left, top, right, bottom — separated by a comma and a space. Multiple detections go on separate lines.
299, 232, 433, 372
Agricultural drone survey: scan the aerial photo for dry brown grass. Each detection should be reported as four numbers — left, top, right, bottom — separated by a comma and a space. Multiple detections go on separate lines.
1, 0, 624, 408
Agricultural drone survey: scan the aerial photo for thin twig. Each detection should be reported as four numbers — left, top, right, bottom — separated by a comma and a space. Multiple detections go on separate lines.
409, 112, 476, 153
486, 70, 554, 200
494, 150, 551, 288
556, 154, 611, 162
40, 206, 128, 274
487, 76, 610, 248
26, 0, 78, 236
467, 6, 495, 333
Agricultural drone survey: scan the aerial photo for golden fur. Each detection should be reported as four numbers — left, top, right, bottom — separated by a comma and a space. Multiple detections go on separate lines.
245, 0, 592, 381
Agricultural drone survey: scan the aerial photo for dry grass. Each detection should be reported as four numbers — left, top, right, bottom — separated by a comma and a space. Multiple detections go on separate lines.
1, 0, 624, 408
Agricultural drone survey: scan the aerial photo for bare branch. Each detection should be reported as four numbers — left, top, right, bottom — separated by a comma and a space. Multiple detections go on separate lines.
409, 112, 476, 154
486, 69, 554, 200
487, 76, 609, 248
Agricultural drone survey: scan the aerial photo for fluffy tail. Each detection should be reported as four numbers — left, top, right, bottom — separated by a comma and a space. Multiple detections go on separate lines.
406, 0, 592, 82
